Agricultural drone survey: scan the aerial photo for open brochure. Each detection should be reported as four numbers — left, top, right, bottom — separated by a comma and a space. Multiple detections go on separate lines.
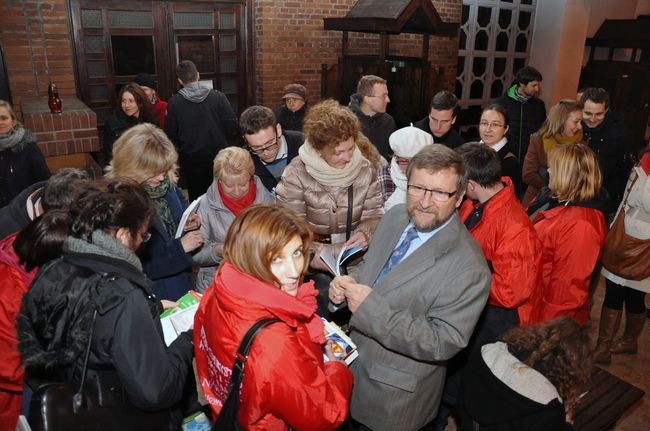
320, 245, 364, 276
161, 291, 202, 346
322, 317, 358, 365
175, 197, 201, 239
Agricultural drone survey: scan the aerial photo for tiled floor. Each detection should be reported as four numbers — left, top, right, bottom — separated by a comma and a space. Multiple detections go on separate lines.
586, 277, 649, 431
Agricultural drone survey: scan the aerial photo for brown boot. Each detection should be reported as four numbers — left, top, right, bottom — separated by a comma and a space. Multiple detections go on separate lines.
593, 307, 622, 364
610, 311, 646, 354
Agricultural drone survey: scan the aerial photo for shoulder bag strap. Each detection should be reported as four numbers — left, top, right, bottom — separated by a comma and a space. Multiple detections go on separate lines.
73, 308, 98, 413
346, 185, 353, 240
229, 317, 281, 390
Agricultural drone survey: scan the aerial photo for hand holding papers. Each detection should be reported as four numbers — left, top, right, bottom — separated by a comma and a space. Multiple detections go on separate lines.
319, 245, 364, 276
175, 197, 201, 238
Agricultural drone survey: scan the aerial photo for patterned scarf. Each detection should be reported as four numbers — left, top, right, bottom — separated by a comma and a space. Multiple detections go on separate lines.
144, 176, 176, 238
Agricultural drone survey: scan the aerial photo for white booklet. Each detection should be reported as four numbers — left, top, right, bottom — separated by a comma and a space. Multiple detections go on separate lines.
160, 291, 202, 346
175, 197, 201, 238
320, 245, 364, 276
322, 318, 358, 365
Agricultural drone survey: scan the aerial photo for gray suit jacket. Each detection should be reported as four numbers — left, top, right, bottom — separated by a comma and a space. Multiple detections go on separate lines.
348, 204, 491, 431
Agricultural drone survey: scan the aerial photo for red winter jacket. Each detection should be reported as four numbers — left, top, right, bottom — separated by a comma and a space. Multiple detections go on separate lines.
459, 178, 542, 325
194, 262, 353, 431
0, 233, 36, 393
526, 204, 606, 325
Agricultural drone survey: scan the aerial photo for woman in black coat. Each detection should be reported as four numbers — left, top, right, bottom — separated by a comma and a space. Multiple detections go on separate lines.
17, 180, 194, 429
0, 100, 50, 207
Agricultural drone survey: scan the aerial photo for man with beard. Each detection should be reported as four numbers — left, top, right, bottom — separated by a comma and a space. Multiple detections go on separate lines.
329, 145, 491, 431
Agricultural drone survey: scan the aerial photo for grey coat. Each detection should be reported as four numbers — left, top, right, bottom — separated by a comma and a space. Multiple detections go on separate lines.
192, 176, 274, 292
348, 205, 491, 431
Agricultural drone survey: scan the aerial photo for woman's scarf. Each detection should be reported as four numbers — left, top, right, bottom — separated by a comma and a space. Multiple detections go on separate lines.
298, 140, 364, 187
542, 129, 583, 153
218, 177, 256, 216
144, 176, 175, 238
385, 157, 408, 210
0, 127, 26, 152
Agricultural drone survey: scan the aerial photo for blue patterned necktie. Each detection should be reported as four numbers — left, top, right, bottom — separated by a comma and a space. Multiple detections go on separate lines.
374, 226, 419, 287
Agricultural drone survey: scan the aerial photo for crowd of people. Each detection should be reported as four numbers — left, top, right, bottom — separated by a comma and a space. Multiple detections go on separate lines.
0, 61, 648, 431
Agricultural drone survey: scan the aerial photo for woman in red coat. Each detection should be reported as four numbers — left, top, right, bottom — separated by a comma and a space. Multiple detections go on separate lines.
526, 144, 607, 325
194, 204, 353, 430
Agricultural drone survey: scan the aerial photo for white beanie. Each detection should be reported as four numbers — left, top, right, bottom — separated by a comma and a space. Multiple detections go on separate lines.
389, 125, 434, 157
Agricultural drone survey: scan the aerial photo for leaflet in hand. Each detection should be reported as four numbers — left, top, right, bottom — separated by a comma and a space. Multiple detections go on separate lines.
322, 318, 358, 365
320, 245, 364, 276
175, 197, 201, 239
161, 291, 202, 346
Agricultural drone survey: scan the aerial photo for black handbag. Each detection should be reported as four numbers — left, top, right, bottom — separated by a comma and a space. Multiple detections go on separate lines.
212, 317, 281, 431
28, 309, 170, 431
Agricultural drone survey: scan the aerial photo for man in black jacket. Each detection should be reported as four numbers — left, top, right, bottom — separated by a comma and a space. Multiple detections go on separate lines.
495, 66, 546, 163
580, 87, 633, 213
348, 75, 396, 160
414, 90, 465, 149
240, 105, 303, 194
165, 60, 239, 201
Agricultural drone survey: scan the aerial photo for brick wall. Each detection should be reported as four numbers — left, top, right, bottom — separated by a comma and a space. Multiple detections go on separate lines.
0, 0, 98, 158
253, 0, 462, 108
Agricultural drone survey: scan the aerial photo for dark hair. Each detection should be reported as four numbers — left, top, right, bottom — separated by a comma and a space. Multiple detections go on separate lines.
407, 144, 468, 194
579, 87, 610, 109
42, 168, 91, 212
176, 60, 199, 84
515, 66, 543, 85
481, 103, 510, 127
14, 210, 69, 272
119, 83, 158, 126
431, 90, 459, 117
456, 142, 502, 187
68, 180, 153, 242
502, 317, 592, 411
240, 105, 277, 135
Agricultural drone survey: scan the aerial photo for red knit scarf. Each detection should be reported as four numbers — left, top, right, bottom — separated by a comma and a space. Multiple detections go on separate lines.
218, 178, 256, 216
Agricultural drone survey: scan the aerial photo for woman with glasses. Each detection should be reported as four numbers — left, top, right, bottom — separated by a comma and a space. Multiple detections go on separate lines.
17, 180, 195, 428
524, 144, 607, 325
378, 125, 434, 210
276, 99, 384, 318
193, 147, 274, 292
521, 100, 584, 207
478, 103, 524, 198
105, 123, 204, 301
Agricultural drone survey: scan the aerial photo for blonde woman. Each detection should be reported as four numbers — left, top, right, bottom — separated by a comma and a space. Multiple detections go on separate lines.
522, 100, 584, 206
193, 147, 274, 292
0, 100, 50, 207
105, 123, 203, 300
524, 144, 608, 325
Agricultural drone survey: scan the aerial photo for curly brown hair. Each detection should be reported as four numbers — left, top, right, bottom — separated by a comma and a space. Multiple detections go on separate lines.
502, 317, 592, 411
302, 99, 360, 151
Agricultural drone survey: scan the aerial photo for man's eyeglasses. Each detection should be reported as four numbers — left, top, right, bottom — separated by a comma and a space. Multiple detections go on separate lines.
247, 136, 279, 155
141, 232, 152, 243
407, 184, 457, 202
479, 121, 505, 130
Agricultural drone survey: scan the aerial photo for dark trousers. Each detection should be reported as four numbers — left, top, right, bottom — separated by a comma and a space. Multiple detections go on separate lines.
604, 278, 647, 313
179, 153, 214, 202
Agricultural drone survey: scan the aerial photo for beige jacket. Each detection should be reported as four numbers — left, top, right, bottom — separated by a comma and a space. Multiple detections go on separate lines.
276, 157, 384, 241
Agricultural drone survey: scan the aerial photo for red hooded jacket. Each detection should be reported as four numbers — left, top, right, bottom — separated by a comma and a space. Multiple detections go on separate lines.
194, 262, 353, 431
525, 204, 606, 324
459, 178, 542, 325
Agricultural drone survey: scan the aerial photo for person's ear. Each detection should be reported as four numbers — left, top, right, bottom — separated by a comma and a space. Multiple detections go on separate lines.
177, 78, 184, 86
276, 123, 283, 137
115, 227, 132, 248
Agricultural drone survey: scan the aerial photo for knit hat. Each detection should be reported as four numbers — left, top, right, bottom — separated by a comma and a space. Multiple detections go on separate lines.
134, 73, 157, 91
389, 125, 434, 157
282, 83, 307, 101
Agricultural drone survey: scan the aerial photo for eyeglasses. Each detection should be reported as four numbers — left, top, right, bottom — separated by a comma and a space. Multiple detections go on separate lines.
407, 184, 457, 202
479, 121, 505, 130
141, 232, 152, 243
247, 136, 279, 155
367, 94, 389, 100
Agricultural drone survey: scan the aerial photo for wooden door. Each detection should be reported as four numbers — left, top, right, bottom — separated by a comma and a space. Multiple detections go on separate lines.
70, 0, 250, 127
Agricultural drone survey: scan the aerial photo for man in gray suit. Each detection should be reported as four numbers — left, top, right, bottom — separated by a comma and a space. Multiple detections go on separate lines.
330, 144, 491, 431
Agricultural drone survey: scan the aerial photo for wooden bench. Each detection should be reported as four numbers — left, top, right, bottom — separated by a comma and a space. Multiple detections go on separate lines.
573, 366, 644, 431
